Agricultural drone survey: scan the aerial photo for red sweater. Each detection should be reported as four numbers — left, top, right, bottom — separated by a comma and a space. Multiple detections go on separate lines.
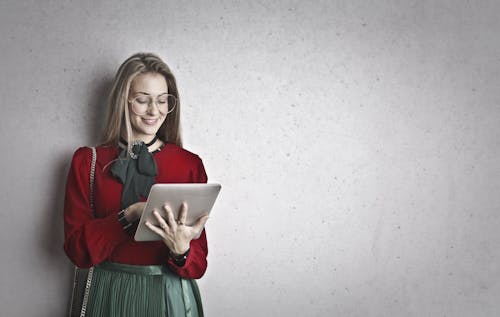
63, 144, 208, 279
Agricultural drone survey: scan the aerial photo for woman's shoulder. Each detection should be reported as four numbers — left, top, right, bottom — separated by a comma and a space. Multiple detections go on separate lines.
161, 143, 203, 164
71, 144, 119, 163
159, 144, 207, 181
95, 144, 119, 155
71, 146, 92, 162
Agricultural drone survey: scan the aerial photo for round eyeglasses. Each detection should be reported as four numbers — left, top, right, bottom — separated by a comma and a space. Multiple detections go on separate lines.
128, 94, 177, 115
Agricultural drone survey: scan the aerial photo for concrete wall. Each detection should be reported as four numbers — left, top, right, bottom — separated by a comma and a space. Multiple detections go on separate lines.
1, 1, 499, 316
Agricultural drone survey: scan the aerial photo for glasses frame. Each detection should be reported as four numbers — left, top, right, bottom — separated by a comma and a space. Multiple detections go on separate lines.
128, 93, 177, 116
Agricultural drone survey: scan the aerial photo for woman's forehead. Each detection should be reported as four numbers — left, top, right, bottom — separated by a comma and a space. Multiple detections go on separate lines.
130, 73, 168, 93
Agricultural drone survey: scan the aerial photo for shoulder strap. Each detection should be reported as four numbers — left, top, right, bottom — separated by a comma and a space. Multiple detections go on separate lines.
69, 146, 97, 317
89, 146, 97, 217
79, 146, 97, 317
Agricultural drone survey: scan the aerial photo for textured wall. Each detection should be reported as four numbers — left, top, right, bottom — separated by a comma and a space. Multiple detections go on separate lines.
1, 1, 499, 316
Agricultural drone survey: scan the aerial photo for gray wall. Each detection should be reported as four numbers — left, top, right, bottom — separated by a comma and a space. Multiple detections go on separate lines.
1, 1, 499, 316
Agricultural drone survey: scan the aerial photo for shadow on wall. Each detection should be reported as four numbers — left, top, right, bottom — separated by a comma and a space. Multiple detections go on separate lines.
36, 73, 114, 313
86, 75, 115, 144
36, 154, 74, 308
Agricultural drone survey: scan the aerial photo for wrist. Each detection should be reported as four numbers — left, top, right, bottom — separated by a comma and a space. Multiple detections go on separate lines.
170, 240, 190, 256
118, 209, 133, 232
170, 248, 190, 266
123, 207, 138, 222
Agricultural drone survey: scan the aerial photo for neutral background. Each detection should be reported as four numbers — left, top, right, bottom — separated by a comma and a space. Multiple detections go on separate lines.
1, 1, 499, 316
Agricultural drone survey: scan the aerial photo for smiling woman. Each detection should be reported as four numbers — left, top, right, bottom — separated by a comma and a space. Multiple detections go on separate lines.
127, 73, 169, 141
63, 53, 209, 317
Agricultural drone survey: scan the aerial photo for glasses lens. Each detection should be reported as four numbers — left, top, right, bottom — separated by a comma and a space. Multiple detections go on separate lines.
131, 94, 176, 114
157, 94, 176, 113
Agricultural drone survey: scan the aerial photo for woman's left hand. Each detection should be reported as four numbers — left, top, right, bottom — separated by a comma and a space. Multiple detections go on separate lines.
145, 202, 209, 255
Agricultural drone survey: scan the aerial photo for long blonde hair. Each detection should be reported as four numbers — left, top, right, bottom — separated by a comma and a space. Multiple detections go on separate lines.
102, 53, 182, 149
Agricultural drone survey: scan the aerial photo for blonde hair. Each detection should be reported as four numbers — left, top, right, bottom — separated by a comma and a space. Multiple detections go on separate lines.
102, 53, 182, 150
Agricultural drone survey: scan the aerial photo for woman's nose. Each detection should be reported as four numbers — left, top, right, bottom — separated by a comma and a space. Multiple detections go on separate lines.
147, 101, 160, 114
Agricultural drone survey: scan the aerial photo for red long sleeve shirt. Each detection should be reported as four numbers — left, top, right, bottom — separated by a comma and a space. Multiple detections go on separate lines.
63, 144, 208, 279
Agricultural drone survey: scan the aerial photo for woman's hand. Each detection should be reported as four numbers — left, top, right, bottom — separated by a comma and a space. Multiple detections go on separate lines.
124, 202, 146, 222
145, 202, 209, 255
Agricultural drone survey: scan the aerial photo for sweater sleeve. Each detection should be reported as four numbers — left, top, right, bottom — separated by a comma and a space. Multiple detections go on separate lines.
63, 147, 129, 268
167, 156, 209, 279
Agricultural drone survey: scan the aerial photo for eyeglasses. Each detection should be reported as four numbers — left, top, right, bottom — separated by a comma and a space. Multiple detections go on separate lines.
128, 93, 177, 115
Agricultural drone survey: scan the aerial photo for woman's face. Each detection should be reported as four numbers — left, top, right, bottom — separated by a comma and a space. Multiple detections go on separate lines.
127, 72, 169, 141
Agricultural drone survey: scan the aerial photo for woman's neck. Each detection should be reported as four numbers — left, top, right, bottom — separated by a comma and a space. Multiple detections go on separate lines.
130, 134, 156, 144
120, 135, 162, 152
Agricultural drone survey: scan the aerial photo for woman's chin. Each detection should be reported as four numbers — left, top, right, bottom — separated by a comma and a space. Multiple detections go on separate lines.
131, 126, 160, 139
131, 117, 165, 138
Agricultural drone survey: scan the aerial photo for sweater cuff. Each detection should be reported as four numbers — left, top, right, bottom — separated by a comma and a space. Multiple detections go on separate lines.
117, 209, 135, 233
169, 249, 190, 267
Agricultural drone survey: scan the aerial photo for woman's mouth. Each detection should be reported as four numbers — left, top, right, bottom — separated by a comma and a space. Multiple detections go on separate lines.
142, 118, 159, 125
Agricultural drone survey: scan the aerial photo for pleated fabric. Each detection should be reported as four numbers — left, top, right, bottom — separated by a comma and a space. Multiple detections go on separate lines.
85, 262, 203, 317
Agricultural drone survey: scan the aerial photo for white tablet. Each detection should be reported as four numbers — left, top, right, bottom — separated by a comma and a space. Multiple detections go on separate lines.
134, 183, 221, 241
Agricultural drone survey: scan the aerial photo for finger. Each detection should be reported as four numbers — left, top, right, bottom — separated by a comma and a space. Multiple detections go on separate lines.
153, 210, 169, 230
163, 204, 176, 228
178, 202, 188, 225
192, 213, 209, 233
145, 221, 166, 237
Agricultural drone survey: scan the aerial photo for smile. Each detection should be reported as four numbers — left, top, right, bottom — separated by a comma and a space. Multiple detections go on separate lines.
141, 118, 159, 125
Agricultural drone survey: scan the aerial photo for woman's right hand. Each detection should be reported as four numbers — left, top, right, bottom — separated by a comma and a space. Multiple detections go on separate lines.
124, 202, 146, 222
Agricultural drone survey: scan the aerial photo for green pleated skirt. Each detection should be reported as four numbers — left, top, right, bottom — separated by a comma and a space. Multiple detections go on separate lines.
84, 262, 203, 317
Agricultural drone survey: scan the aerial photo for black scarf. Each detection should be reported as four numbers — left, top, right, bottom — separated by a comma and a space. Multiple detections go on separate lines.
110, 139, 158, 209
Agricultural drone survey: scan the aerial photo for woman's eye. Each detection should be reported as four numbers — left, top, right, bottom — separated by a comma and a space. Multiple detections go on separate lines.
157, 99, 168, 104
136, 98, 149, 104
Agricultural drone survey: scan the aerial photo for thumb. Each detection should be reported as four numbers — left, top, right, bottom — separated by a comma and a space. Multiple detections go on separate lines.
192, 213, 209, 232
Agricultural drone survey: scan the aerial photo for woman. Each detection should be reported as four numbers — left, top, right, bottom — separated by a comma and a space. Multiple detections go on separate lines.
64, 53, 209, 316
